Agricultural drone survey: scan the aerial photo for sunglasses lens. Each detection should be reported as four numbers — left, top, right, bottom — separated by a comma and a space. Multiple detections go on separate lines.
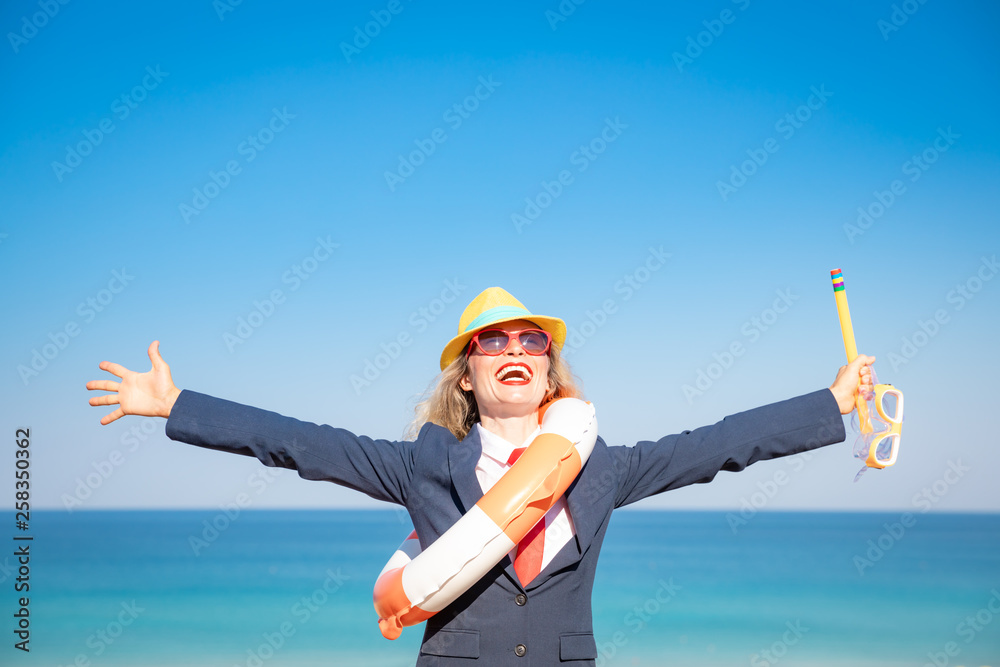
476, 330, 510, 354
519, 330, 549, 354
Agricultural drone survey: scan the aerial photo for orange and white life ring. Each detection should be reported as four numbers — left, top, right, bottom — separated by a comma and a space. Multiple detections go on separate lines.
372, 397, 597, 640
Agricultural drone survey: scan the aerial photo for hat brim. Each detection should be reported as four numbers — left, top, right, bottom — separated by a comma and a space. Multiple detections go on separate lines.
439, 315, 567, 370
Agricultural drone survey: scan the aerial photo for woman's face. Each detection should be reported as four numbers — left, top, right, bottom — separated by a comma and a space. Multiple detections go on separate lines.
459, 319, 551, 419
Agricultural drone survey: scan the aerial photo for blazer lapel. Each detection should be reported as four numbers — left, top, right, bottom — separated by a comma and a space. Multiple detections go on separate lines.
449, 428, 523, 591
449, 426, 485, 514
564, 459, 615, 554
527, 441, 616, 585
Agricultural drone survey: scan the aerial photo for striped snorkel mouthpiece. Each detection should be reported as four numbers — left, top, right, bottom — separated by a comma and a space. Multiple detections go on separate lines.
831, 269, 845, 291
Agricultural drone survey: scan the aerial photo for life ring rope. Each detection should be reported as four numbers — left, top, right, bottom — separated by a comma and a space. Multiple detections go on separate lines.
372, 398, 597, 639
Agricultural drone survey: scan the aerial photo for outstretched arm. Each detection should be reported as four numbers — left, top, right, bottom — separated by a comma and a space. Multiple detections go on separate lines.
86, 340, 414, 505
164, 390, 415, 505
610, 355, 877, 508
86, 340, 181, 425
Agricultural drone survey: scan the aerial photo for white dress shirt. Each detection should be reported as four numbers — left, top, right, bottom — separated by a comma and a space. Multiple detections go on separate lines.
474, 422, 577, 575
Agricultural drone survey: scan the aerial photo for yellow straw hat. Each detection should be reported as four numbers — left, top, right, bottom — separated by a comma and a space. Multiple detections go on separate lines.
439, 287, 566, 370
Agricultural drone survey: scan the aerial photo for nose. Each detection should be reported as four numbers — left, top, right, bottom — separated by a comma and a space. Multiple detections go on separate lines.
505, 335, 526, 356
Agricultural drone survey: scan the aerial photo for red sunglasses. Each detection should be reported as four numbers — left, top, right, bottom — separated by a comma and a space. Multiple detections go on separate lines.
466, 328, 552, 357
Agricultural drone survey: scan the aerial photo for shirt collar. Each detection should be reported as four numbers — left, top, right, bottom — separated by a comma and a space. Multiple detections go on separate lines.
476, 422, 541, 464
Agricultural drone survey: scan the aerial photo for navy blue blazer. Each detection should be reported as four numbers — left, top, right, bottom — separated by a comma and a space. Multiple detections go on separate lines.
165, 388, 845, 665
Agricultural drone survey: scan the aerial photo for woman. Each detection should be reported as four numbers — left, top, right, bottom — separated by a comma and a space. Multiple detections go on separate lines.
87, 286, 873, 665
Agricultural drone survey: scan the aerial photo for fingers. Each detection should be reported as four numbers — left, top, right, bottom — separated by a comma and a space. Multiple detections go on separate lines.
100, 407, 125, 426
858, 354, 876, 385
859, 355, 876, 373
849, 354, 876, 370
86, 379, 121, 393
149, 340, 167, 370
98, 360, 129, 379
88, 393, 120, 407
844, 354, 876, 383
857, 359, 875, 401
87, 377, 121, 413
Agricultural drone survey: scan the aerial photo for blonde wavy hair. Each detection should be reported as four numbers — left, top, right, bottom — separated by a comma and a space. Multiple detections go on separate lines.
407, 344, 582, 441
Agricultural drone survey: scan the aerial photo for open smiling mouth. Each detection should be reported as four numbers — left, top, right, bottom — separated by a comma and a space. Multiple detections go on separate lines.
495, 363, 533, 385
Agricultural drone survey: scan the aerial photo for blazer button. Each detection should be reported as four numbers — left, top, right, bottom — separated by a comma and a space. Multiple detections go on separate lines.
515, 593, 527, 606
514, 643, 527, 657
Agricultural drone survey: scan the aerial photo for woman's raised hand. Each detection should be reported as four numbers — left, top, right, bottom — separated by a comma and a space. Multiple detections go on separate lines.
828, 354, 876, 415
86, 340, 181, 425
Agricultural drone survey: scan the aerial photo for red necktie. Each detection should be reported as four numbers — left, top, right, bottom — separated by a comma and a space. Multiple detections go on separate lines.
507, 447, 544, 585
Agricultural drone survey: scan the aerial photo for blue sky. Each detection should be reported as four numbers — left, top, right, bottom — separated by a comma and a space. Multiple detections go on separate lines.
1, 0, 998, 512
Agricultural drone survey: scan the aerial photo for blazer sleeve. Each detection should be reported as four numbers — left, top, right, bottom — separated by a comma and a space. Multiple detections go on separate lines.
610, 388, 846, 508
164, 389, 414, 505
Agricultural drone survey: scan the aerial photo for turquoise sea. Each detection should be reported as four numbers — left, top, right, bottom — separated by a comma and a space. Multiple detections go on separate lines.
3, 510, 998, 667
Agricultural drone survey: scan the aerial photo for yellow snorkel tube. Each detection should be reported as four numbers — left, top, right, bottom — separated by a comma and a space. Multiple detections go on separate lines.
831, 269, 904, 480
